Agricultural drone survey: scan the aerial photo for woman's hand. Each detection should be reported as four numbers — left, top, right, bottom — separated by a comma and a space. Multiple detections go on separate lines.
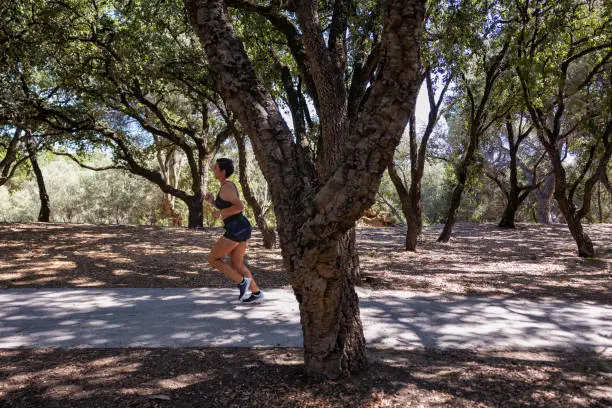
204, 192, 214, 204
212, 210, 222, 221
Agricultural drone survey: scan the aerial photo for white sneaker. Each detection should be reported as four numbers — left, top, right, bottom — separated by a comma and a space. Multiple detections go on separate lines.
237, 277, 252, 301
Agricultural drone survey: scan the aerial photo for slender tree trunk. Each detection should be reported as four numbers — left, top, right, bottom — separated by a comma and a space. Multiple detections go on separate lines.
530, 201, 538, 223
549, 150, 595, 257
438, 180, 465, 242
522, 163, 555, 224
25, 131, 50, 222
0, 125, 23, 187
234, 132, 277, 248
535, 191, 554, 223
535, 173, 555, 224
438, 44, 508, 242
556, 193, 594, 257
598, 182, 603, 223
405, 195, 422, 250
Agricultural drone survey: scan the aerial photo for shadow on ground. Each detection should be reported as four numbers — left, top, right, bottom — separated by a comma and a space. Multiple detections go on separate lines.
1, 289, 609, 349
0, 348, 609, 407
358, 223, 612, 303
1, 222, 610, 303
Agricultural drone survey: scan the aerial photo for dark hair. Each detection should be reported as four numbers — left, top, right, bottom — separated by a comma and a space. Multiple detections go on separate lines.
216, 158, 234, 177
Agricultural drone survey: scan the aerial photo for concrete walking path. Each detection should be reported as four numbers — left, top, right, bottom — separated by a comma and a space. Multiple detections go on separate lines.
0, 288, 610, 350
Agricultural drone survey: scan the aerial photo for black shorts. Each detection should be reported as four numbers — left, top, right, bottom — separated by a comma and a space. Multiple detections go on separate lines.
223, 213, 252, 242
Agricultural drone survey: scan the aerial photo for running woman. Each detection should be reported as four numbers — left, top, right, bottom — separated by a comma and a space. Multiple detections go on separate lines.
204, 158, 263, 303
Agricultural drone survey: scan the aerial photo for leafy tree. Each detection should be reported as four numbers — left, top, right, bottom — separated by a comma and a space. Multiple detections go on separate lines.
9, 0, 232, 228
515, 0, 612, 256
436, 8, 513, 241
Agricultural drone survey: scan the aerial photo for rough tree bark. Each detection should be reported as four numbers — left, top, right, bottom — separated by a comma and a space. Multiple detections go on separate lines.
184, 0, 425, 378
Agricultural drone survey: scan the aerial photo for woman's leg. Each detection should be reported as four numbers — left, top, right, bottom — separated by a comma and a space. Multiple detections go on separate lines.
207, 237, 243, 283
230, 241, 260, 293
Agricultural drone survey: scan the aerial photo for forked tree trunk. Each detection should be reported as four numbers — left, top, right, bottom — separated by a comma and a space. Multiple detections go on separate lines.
548, 146, 595, 257
438, 43, 509, 242
185, 0, 425, 378
388, 71, 448, 251
497, 121, 535, 229
520, 160, 555, 224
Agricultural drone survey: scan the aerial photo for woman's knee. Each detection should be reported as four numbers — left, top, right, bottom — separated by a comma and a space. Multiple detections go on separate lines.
208, 252, 222, 266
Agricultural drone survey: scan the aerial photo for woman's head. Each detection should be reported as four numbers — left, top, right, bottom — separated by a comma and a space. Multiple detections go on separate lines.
214, 158, 234, 179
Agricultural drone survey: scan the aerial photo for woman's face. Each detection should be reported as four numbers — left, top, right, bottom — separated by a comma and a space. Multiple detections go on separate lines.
213, 163, 224, 180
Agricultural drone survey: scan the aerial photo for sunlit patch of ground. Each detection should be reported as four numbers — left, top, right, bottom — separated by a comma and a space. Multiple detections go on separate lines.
0, 222, 609, 302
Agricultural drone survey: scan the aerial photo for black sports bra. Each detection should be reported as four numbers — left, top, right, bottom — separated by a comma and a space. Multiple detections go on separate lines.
214, 182, 235, 209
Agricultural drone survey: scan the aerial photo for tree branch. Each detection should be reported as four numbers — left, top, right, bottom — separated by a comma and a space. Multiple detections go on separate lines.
52, 151, 126, 171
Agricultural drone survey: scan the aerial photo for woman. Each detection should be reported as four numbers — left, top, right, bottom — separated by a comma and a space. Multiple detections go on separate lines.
205, 158, 263, 303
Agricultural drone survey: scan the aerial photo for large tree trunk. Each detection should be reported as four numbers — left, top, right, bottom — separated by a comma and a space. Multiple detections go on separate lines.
185, 192, 204, 229
499, 198, 520, 228
185, 0, 424, 379
297, 233, 366, 377
25, 131, 50, 222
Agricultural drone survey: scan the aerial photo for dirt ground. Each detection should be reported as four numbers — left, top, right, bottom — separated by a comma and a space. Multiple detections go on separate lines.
0, 222, 610, 302
0, 222, 610, 407
1, 348, 610, 408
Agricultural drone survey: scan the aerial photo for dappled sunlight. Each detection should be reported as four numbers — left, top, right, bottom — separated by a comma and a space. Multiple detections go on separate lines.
358, 222, 611, 303
1, 222, 610, 303
0, 348, 608, 407
1, 289, 608, 351
0, 222, 288, 289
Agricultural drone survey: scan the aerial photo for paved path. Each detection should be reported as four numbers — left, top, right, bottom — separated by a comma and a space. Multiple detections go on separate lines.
0, 288, 610, 350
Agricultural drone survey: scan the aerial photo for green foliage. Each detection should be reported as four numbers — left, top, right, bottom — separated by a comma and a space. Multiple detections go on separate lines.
0, 154, 160, 224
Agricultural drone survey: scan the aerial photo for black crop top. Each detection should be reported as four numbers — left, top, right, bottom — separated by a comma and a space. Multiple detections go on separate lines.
214, 182, 235, 210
